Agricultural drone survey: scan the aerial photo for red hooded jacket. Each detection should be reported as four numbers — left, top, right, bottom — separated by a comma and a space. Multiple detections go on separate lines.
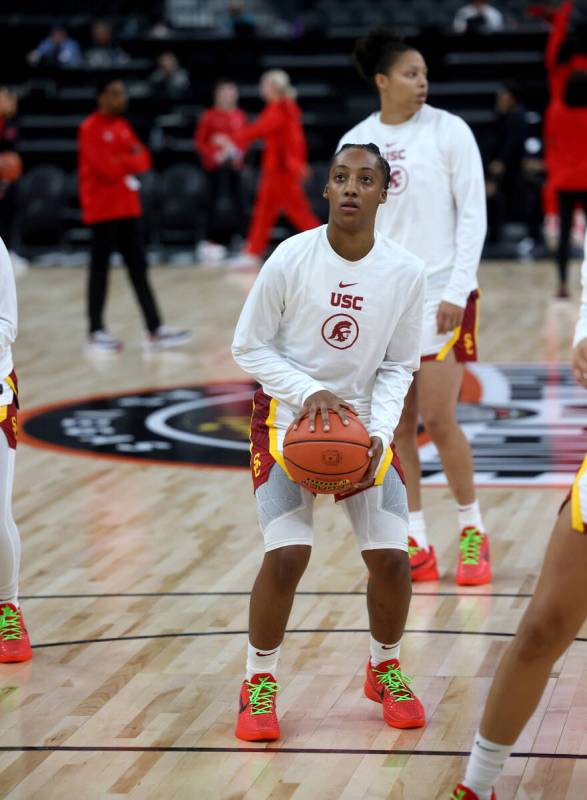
194, 107, 247, 171
231, 98, 309, 179
78, 112, 151, 225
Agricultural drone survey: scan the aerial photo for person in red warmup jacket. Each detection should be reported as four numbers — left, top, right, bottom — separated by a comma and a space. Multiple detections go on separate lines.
79, 77, 190, 353
194, 80, 247, 259
217, 69, 321, 269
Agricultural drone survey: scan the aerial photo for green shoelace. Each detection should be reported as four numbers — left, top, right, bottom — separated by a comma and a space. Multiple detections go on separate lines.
0, 605, 23, 641
449, 789, 467, 800
459, 527, 483, 565
408, 541, 421, 558
246, 676, 280, 716
375, 664, 413, 701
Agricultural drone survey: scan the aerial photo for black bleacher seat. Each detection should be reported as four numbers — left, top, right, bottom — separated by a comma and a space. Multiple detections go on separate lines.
159, 164, 206, 246
16, 165, 67, 247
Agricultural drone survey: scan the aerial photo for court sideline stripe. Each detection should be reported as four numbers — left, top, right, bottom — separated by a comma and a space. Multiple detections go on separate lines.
20, 591, 533, 599
30, 628, 587, 649
0, 745, 584, 759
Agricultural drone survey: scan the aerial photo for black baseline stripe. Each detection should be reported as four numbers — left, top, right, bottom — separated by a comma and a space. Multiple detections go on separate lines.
31, 628, 587, 650
0, 745, 585, 759
23, 592, 533, 599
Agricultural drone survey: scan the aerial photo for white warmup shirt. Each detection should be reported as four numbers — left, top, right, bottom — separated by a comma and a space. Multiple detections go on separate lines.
232, 225, 426, 452
0, 237, 17, 382
337, 104, 487, 309
573, 231, 587, 346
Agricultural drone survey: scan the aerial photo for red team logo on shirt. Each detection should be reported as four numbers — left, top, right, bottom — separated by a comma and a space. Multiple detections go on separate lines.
321, 314, 359, 350
388, 165, 409, 195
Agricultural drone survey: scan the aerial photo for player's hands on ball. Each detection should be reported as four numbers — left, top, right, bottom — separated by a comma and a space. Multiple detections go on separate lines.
572, 338, 587, 388
293, 390, 357, 432
352, 436, 383, 490
436, 301, 464, 335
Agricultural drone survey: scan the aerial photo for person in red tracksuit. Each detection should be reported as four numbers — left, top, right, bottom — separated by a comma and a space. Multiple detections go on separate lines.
217, 69, 321, 268
194, 80, 248, 257
79, 77, 190, 353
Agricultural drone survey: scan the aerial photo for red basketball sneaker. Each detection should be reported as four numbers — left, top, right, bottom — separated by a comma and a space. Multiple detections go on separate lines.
409, 537, 439, 582
235, 673, 280, 741
449, 784, 496, 800
456, 527, 492, 586
364, 658, 425, 729
0, 603, 32, 663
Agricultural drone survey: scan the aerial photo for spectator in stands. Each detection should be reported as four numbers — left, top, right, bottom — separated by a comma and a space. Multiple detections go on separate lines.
225, 0, 257, 37
150, 52, 190, 100
215, 70, 320, 270
486, 84, 528, 242
194, 80, 247, 261
78, 77, 190, 354
85, 20, 129, 69
0, 89, 27, 275
545, 69, 587, 298
27, 26, 82, 68
453, 1, 504, 33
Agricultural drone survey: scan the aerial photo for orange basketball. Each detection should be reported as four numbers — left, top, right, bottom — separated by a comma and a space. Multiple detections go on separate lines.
283, 411, 371, 494
0, 152, 22, 182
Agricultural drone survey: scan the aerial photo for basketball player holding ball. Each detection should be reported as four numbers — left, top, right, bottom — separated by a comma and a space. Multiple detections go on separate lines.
0, 238, 31, 663
338, 30, 489, 585
231, 143, 426, 741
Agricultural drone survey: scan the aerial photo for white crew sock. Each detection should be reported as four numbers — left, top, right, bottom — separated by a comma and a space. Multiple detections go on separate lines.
370, 636, 400, 667
457, 500, 484, 532
463, 731, 512, 799
408, 510, 428, 549
246, 641, 280, 680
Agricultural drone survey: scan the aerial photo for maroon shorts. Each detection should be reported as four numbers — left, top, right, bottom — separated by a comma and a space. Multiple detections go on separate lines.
0, 370, 18, 450
422, 289, 479, 363
249, 387, 404, 500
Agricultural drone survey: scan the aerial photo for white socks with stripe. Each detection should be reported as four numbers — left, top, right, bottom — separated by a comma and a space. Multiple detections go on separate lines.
408, 510, 428, 549
246, 641, 280, 680
457, 500, 484, 532
463, 731, 512, 799
370, 636, 400, 667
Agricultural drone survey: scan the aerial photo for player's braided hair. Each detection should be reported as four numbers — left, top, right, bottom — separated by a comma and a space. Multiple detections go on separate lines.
332, 143, 391, 189
353, 28, 416, 86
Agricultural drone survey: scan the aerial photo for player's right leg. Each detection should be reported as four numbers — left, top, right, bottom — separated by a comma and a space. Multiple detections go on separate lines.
86, 220, 122, 353
0, 377, 31, 663
556, 191, 575, 299
236, 174, 281, 266
393, 376, 439, 582
451, 484, 587, 799
236, 463, 314, 741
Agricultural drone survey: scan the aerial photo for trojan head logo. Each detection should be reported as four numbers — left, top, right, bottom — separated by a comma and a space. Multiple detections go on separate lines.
321, 314, 359, 350
388, 165, 409, 196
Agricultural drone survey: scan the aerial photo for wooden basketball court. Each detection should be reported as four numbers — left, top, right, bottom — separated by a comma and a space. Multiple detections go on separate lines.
1, 257, 586, 799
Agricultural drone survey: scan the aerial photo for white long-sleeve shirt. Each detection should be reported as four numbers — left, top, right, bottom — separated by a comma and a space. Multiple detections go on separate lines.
0, 237, 17, 380
337, 104, 487, 308
574, 231, 587, 346
232, 225, 426, 450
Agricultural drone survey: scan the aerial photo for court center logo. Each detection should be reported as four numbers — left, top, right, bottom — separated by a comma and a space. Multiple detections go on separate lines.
321, 314, 360, 350
19, 364, 587, 487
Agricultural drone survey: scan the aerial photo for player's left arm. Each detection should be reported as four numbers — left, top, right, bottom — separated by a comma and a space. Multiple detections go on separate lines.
123, 126, 152, 174
439, 117, 487, 334
0, 239, 17, 349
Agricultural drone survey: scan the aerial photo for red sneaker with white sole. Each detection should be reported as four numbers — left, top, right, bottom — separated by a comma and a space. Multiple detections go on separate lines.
456, 527, 492, 586
364, 658, 425, 729
0, 603, 32, 663
235, 672, 280, 741
409, 537, 439, 582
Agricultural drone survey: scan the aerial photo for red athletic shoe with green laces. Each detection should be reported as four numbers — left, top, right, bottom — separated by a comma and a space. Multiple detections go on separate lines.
364, 658, 425, 729
235, 673, 280, 741
0, 603, 32, 663
456, 527, 492, 586
449, 784, 496, 799
409, 536, 439, 582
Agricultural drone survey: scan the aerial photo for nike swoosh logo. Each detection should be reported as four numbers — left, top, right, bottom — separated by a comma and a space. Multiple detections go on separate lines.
256, 650, 278, 657
239, 698, 249, 714
339, 282, 358, 288
381, 645, 395, 650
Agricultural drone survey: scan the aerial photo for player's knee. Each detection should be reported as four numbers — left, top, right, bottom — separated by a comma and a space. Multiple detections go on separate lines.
366, 548, 410, 582
265, 545, 311, 588
514, 609, 569, 662
420, 409, 454, 443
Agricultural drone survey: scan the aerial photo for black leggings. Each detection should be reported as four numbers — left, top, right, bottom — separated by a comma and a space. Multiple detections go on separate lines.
557, 191, 587, 286
88, 217, 162, 335
205, 166, 247, 242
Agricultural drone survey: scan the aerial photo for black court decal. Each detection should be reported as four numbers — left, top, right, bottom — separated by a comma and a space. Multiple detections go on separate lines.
20, 364, 587, 487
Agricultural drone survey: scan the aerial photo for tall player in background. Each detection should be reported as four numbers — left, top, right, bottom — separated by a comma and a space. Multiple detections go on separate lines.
216, 69, 321, 270
232, 144, 426, 741
338, 30, 489, 586
0, 239, 31, 663
450, 231, 587, 799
